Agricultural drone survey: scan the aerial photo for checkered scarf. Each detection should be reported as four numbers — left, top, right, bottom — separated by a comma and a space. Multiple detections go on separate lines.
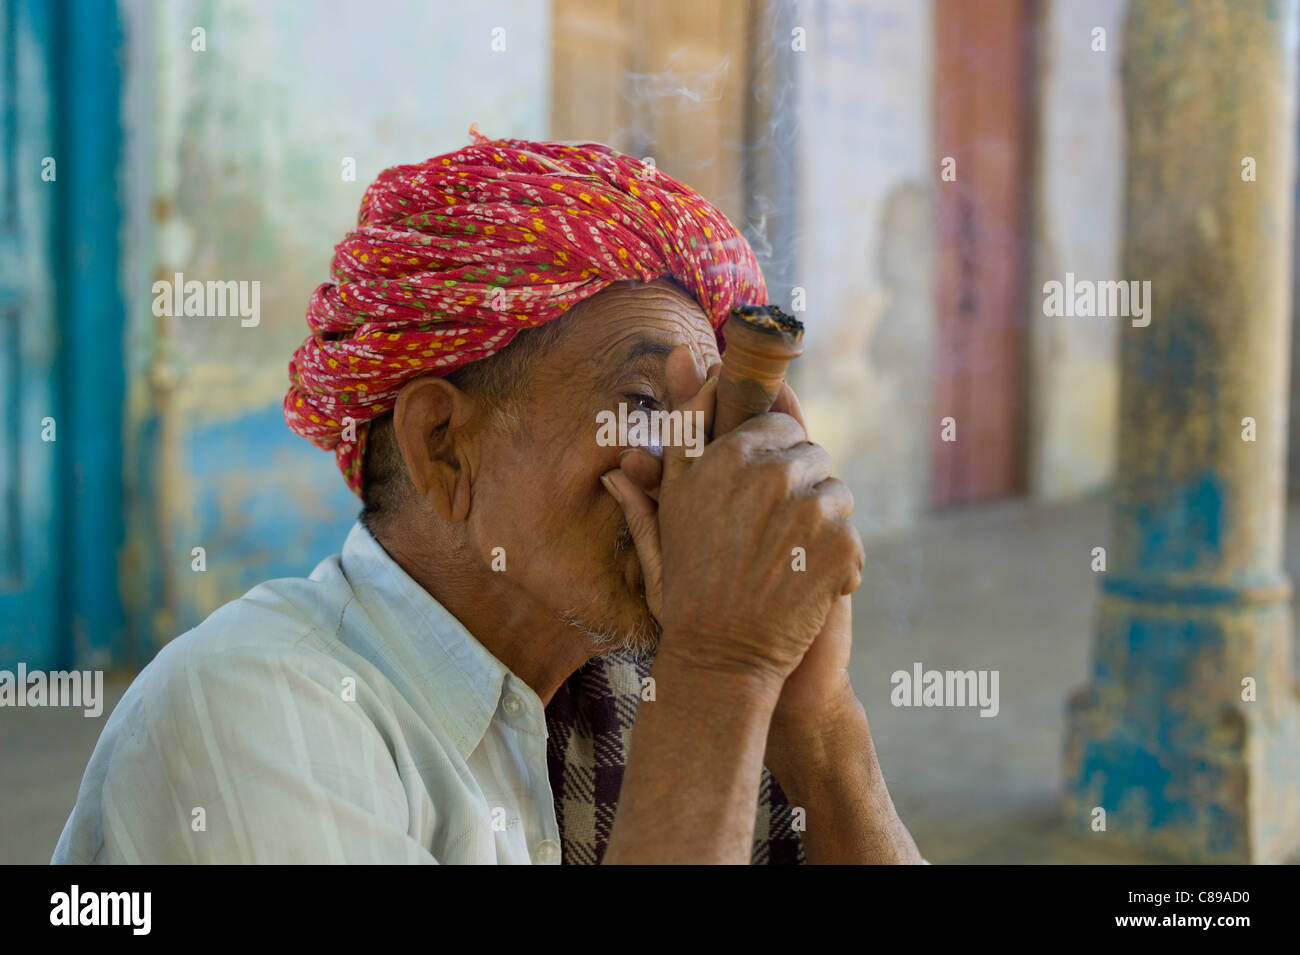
545, 651, 805, 864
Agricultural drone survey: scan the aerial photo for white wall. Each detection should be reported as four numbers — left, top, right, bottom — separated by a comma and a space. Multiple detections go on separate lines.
1028, 0, 1127, 499
792, 0, 935, 536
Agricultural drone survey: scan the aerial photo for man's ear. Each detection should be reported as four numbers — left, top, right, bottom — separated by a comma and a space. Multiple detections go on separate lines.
391, 375, 477, 523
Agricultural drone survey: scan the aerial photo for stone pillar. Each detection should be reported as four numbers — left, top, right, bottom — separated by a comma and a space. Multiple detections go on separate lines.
1063, 0, 1300, 863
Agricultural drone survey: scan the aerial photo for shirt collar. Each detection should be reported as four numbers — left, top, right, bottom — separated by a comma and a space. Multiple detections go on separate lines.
338, 519, 521, 761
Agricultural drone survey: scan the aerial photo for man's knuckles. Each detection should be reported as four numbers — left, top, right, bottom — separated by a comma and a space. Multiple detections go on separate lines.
716, 411, 807, 454
810, 477, 855, 518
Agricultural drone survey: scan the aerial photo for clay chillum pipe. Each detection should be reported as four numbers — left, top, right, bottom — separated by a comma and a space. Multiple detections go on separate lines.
712, 304, 805, 439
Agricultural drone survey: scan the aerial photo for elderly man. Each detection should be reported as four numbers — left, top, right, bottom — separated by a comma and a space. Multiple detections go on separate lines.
53, 132, 921, 865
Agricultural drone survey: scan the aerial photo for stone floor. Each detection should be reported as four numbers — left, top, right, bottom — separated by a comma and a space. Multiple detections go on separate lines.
3, 496, 1297, 864
851, 495, 1161, 864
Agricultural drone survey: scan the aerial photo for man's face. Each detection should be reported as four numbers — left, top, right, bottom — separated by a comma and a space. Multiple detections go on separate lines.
466, 278, 720, 659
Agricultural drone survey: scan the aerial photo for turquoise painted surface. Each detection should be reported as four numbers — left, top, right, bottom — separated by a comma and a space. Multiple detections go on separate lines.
1113, 471, 1226, 578
1, 0, 127, 670
173, 404, 359, 639
59, 0, 127, 668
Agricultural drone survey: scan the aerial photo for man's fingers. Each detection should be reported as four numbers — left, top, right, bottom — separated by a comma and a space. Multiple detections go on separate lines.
779, 441, 833, 492
718, 409, 810, 460
769, 381, 809, 439
839, 520, 865, 596
810, 476, 855, 520
663, 376, 719, 484
805, 477, 861, 595
699, 362, 722, 438
602, 468, 664, 618
660, 344, 704, 486
665, 344, 706, 404
621, 348, 719, 500
619, 447, 663, 500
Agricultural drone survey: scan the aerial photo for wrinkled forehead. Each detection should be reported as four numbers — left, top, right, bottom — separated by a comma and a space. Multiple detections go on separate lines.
559, 278, 721, 375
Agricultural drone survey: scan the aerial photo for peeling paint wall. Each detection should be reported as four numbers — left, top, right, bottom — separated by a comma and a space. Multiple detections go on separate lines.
122, 0, 551, 652
792, 0, 935, 537
1028, 0, 1127, 500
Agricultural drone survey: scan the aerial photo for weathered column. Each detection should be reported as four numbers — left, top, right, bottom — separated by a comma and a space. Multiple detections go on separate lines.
1063, 0, 1300, 863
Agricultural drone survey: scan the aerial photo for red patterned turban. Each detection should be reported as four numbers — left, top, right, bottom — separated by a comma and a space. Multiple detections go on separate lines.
284, 126, 767, 495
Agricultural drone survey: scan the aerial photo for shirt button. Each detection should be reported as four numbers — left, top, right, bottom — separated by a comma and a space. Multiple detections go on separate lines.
534, 839, 561, 864
502, 692, 524, 717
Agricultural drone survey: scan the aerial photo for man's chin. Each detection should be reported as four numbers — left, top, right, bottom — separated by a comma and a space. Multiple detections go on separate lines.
558, 599, 662, 664
593, 609, 662, 662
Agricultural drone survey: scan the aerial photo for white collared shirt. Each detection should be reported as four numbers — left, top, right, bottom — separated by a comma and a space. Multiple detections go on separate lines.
52, 520, 562, 864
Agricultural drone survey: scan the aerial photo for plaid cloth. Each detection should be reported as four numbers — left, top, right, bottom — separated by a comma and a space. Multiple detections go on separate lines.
544, 650, 805, 865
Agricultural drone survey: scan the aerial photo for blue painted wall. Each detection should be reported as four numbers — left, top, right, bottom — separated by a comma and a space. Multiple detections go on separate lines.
0, 0, 127, 671
56, 0, 128, 668
173, 405, 359, 638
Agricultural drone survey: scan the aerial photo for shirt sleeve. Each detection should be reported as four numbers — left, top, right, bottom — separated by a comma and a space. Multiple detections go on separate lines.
99, 643, 438, 864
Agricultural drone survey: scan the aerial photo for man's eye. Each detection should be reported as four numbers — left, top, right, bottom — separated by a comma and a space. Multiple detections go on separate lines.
624, 393, 661, 412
